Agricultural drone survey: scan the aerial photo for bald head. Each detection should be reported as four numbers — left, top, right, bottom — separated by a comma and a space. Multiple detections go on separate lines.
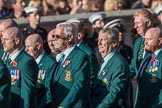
25, 34, 43, 59
146, 27, 162, 39
5, 27, 22, 40
0, 19, 18, 37
25, 34, 43, 45
2, 27, 22, 55
144, 27, 162, 53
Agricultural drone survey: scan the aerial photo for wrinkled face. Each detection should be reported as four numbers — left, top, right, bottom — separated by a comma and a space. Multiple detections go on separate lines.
13, 0, 26, 12
134, 15, 146, 36
1, 31, 16, 53
47, 32, 56, 53
157, 12, 162, 24
144, 31, 160, 53
27, 12, 40, 25
53, 27, 67, 51
0, 23, 6, 39
98, 31, 113, 57
25, 40, 39, 58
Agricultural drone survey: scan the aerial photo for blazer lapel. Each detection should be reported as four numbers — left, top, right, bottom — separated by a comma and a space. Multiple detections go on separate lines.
55, 47, 78, 81
38, 52, 47, 68
98, 52, 117, 79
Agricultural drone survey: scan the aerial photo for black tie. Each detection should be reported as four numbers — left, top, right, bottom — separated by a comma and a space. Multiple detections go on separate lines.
54, 53, 65, 78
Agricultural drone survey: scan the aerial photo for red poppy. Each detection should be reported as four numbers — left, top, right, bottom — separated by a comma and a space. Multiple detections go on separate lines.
151, 58, 156, 62
64, 60, 70, 66
12, 61, 17, 67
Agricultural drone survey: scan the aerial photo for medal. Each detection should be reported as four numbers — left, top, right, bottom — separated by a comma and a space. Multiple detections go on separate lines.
149, 58, 160, 72
154, 67, 158, 71
102, 69, 106, 75
102, 78, 108, 84
65, 70, 72, 81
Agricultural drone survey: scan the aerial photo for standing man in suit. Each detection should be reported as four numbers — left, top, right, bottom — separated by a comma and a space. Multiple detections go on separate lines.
93, 28, 130, 108
134, 27, 162, 108
129, 9, 153, 106
1, 27, 38, 108
66, 18, 99, 107
51, 22, 90, 108
25, 33, 57, 108
130, 9, 153, 78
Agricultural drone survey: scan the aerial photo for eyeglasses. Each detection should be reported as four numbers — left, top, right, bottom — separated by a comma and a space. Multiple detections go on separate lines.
52, 34, 66, 40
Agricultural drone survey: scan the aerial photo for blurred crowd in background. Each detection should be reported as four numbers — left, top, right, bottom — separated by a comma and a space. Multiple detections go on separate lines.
0, 0, 162, 19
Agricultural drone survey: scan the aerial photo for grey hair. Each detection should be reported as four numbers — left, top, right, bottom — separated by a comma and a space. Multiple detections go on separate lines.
56, 22, 78, 41
100, 27, 119, 42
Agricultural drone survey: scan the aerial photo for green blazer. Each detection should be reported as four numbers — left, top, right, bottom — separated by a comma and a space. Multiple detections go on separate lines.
0, 61, 11, 108
78, 42, 99, 85
135, 50, 162, 108
51, 47, 90, 108
130, 36, 143, 77
78, 42, 99, 107
93, 52, 130, 108
36, 51, 56, 108
0, 46, 4, 60
7, 49, 38, 108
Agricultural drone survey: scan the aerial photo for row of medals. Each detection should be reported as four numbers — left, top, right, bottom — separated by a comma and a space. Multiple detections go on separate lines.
149, 60, 160, 83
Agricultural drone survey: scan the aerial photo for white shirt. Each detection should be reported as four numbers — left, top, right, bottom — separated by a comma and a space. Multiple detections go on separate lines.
35, 50, 44, 64
98, 50, 116, 76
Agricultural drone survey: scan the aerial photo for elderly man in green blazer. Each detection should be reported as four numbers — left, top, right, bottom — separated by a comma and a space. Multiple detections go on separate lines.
0, 60, 11, 108
130, 9, 153, 78
93, 28, 130, 108
134, 27, 162, 108
1, 27, 38, 108
25, 33, 57, 108
51, 22, 90, 108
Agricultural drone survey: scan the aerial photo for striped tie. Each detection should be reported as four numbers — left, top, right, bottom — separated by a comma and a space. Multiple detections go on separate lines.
137, 40, 144, 68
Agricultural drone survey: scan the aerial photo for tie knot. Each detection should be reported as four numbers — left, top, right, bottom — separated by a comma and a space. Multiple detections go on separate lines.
59, 53, 65, 63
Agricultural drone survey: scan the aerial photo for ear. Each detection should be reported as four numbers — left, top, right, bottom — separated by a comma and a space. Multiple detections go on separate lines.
112, 41, 119, 48
159, 37, 162, 45
14, 38, 20, 45
146, 20, 152, 27
67, 34, 73, 42
77, 32, 82, 40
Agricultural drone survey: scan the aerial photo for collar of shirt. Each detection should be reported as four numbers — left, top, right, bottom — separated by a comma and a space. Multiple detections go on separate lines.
35, 50, 45, 64
98, 50, 116, 76
151, 48, 162, 58
10, 48, 24, 61
56, 52, 63, 62
62, 45, 76, 62
77, 40, 83, 47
